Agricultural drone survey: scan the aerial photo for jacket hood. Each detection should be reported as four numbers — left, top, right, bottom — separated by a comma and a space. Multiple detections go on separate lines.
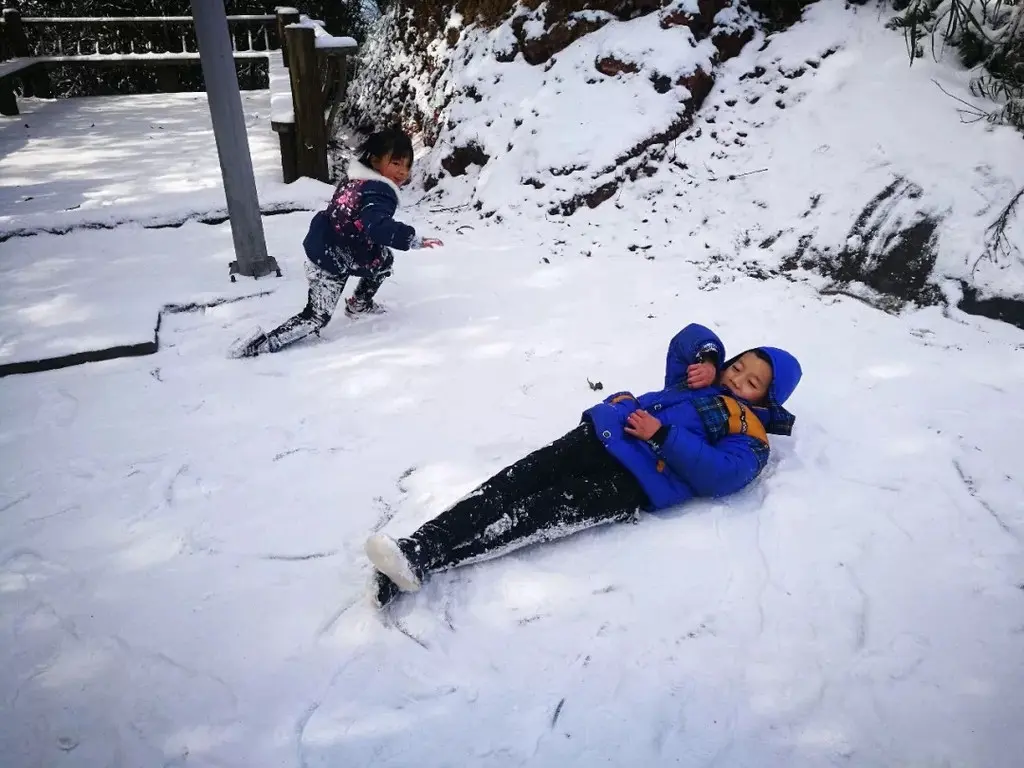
347, 160, 401, 195
757, 346, 802, 405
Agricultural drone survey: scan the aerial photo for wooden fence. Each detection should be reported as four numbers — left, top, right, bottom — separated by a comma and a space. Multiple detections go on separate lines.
0, 6, 357, 183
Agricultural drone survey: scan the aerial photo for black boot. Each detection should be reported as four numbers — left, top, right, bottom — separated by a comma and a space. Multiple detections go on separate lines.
345, 273, 389, 317
371, 570, 401, 609
228, 327, 272, 358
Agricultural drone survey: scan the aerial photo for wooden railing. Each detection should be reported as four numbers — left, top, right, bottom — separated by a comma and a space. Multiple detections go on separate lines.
0, 6, 357, 184
0, 8, 275, 95
274, 8, 357, 182
19, 14, 279, 57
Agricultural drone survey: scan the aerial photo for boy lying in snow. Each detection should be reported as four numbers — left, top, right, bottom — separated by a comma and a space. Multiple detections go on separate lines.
365, 323, 802, 608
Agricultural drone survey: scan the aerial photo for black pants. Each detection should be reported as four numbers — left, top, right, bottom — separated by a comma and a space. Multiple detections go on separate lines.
263, 258, 391, 352
404, 423, 649, 573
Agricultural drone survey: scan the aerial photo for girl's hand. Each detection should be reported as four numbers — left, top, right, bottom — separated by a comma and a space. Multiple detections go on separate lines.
624, 409, 662, 441
420, 238, 444, 248
686, 362, 716, 389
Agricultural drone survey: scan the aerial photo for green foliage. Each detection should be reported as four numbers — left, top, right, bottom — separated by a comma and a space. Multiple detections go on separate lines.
959, 27, 990, 64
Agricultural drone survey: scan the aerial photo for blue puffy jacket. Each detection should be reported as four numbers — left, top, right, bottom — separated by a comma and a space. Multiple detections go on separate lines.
583, 324, 802, 511
303, 162, 419, 278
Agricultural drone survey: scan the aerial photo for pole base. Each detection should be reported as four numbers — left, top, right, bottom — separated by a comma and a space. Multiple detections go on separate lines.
229, 256, 283, 283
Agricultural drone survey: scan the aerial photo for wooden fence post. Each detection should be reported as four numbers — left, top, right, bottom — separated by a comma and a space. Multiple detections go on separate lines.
0, 87, 16, 116
338, 54, 349, 98
276, 7, 299, 68
32, 64, 51, 98
285, 21, 327, 182
2, 7, 50, 98
154, 19, 178, 92
324, 53, 350, 140
2, 8, 28, 57
272, 119, 299, 183
156, 66, 179, 92
0, 15, 9, 61
0, 9, 17, 114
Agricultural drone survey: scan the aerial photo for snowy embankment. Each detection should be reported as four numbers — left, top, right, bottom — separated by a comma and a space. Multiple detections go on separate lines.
351, 0, 1024, 321
1, 1, 1023, 766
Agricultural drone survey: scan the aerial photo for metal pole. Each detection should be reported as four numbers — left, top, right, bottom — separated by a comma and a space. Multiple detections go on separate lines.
190, 0, 280, 280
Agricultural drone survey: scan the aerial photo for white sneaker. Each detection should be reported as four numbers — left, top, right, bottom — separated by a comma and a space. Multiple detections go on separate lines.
365, 534, 421, 592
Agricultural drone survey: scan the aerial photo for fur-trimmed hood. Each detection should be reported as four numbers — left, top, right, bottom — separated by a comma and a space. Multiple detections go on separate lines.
346, 160, 401, 195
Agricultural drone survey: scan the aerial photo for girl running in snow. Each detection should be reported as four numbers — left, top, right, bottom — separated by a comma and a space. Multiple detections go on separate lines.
365, 323, 802, 608
230, 127, 443, 358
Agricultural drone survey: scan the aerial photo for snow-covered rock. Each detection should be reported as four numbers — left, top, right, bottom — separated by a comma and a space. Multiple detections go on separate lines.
347, 0, 770, 213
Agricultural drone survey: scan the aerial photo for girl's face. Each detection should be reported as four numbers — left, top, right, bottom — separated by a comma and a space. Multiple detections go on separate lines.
372, 152, 412, 186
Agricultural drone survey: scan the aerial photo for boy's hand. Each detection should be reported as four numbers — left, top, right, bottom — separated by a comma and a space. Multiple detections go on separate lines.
686, 362, 716, 389
420, 238, 444, 248
624, 409, 662, 441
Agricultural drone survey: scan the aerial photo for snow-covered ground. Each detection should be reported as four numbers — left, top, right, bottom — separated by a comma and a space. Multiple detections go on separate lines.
0, 90, 308, 232
2, 2, 1024, 767
0, 91, 329, 366
3, 218, 1023, 767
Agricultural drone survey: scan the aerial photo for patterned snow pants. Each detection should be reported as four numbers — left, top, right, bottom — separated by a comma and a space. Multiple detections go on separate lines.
263, 256, 391, 352
403, 422, 649, 573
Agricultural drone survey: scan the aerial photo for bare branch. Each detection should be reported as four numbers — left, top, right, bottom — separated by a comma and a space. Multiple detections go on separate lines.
974, 185, 1024, 274
931, 78, 995, 123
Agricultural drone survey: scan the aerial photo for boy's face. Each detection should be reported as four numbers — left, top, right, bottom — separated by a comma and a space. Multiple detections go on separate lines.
372, 152, 412, 186
719, 352, 772, 403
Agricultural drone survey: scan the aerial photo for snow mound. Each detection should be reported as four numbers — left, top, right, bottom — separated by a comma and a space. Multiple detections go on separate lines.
348, 0, 771, 214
